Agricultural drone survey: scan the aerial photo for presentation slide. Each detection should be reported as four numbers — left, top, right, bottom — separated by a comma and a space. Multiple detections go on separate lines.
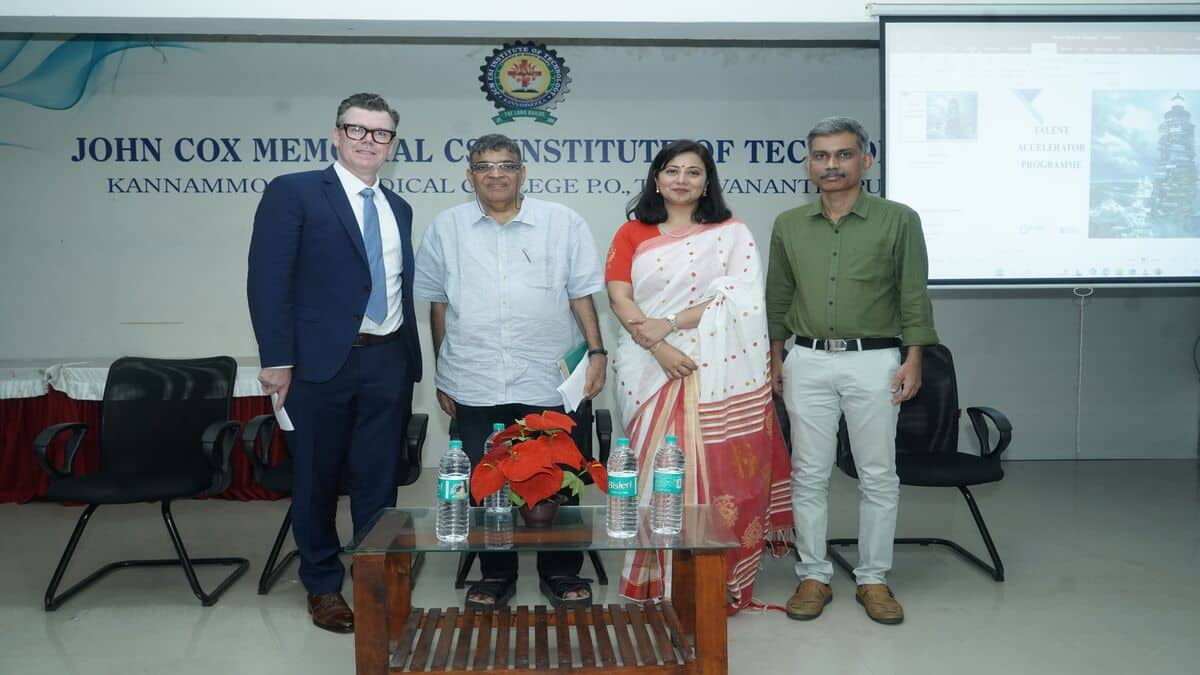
883, 18, 1200, 284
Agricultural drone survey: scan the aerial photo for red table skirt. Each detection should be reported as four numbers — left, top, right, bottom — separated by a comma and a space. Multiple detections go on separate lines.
0, 389, 288, 504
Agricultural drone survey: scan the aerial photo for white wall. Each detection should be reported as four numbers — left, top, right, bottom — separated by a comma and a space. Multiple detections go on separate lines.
933, 289, 1200, 460
0, 1, 877, 40
1, 13, 1197, 462
0, 0, 864, 22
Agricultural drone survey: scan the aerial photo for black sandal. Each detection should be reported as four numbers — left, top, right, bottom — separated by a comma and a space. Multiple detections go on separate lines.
539, 576, 593, 608
465, 577, 516, 609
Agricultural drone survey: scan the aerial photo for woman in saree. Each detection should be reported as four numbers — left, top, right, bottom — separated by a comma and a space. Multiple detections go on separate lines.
605, 139, 793, 614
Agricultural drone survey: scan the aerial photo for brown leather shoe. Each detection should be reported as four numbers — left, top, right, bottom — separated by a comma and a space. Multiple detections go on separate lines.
308, 591, 354, 633
855, 584, 904, 625
785, 579, 832, 621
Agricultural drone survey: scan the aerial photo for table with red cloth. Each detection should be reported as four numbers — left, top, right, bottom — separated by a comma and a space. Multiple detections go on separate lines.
0, 358, 287, 504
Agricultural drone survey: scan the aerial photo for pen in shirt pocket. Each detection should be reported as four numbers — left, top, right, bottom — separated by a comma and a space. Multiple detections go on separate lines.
522, 248, 532, 263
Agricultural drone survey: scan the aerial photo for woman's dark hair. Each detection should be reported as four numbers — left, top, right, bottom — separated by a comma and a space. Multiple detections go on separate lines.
626, 140, 732, 224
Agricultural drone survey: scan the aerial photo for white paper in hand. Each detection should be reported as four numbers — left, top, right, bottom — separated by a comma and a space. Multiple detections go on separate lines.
271, 392, 295, 431
556, 355, 590, 413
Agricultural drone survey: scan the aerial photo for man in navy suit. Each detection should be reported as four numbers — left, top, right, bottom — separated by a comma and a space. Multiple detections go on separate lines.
247, 92, 421, 634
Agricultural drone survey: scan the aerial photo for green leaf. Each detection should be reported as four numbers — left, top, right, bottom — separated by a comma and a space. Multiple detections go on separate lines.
561, 471, 585, 498
508, 485, 526, 507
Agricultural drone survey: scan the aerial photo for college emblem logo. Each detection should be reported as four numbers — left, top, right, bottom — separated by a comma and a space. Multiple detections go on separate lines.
479, 42, 571, 125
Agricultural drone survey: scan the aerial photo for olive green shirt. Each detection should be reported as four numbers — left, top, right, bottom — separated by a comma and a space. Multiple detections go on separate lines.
765, 191, 938, 346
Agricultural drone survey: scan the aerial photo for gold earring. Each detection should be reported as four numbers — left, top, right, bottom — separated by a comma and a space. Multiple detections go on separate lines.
655, 184, 660, 194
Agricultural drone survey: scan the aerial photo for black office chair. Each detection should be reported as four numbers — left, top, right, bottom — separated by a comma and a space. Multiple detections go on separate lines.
242, 411, 429, 594
450, 400, 613, 588
33, 356, 249, 610
827, 344, 1013, 581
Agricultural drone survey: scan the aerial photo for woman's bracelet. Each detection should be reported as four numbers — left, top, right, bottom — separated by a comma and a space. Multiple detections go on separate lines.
649, 341, 663, 353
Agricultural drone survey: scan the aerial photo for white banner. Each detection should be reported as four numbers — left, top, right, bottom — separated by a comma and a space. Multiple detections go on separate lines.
0, 38, 879, 359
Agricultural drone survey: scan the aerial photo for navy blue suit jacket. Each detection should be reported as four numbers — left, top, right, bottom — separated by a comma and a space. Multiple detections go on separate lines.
247, 166, 422, 384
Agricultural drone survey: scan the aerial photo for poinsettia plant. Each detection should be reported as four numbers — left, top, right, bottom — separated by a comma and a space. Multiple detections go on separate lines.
470, 410, 609, 507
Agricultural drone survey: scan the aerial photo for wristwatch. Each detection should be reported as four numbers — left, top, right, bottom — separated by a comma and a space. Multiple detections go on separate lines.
665, 313, 679, 331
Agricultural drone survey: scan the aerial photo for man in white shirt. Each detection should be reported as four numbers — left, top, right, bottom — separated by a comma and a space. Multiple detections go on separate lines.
413, 133, 605, 610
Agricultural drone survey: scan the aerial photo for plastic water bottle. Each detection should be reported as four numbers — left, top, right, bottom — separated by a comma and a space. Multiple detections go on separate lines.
606, 437, 639, 538
482, 422, 511, 513
483, 509, 514, 550
436, 439, 471, 543
651, 434, 684, 535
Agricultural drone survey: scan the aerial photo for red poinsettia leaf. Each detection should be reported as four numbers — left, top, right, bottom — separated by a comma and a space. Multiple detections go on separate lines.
479, 442, 513, 468
505, 436, 556, 481
522, 410, 576, 433
470, 462, 506, 503
512, 466, 564, 506
544, 432, 585, 469
491, 424, 524, 447
586, 461, 608, 493
542, 410, 578, 431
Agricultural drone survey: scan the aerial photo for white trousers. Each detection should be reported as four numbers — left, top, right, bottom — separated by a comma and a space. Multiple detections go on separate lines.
782, 346, 901, 585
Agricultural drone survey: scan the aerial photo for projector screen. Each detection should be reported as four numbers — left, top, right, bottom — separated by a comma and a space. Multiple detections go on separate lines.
882, 16, 1200, 285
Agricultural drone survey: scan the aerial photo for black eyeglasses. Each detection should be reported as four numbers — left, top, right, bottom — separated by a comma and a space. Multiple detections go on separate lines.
340, 124, 396, 144
470, 161, 523, 175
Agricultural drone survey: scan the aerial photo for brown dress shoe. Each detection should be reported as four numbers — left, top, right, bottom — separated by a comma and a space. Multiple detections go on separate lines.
855, 584, 904, 625
786, 579, 832, 621
308, 591, 354, 633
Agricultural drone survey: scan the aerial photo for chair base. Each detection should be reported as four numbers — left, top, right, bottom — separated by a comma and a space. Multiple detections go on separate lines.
454, 550, 610, 589
45, 502, 249, 611
826, 485, 1005, 582
828, 537, 1004, 582
258, 507, 301, 595
258, 506, 424, 594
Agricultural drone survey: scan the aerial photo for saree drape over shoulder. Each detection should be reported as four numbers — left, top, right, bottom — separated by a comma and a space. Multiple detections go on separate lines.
609, 220, 792, 612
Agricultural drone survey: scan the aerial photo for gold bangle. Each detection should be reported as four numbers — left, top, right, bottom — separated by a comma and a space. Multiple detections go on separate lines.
649, 342, 663, 353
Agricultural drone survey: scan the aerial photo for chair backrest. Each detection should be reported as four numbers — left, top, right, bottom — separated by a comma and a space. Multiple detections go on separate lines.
99, 356, 236, 477
895, 344, 959, 457
836, 344, 960, 471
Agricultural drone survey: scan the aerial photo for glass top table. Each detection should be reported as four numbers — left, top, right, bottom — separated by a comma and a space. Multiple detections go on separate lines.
350, 505, 738, 554
349, 504, 737, 674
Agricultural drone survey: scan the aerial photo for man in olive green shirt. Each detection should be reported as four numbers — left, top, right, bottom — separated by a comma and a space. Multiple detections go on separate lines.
766, 116, 938, 626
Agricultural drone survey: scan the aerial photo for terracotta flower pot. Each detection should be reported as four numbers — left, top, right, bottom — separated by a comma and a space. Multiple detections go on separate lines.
518, 494, 566, 528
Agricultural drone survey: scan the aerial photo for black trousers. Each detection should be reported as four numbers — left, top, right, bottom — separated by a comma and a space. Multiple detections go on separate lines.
454, 402, 583, 581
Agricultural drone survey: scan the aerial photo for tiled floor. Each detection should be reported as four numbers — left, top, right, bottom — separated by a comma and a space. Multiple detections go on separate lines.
2, 460, 1197, 674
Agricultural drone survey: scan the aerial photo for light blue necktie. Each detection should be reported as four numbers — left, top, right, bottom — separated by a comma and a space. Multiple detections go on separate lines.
360, 187, 387, 323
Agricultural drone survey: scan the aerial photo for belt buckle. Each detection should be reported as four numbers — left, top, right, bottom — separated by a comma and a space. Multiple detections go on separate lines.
825, 338, 848, 352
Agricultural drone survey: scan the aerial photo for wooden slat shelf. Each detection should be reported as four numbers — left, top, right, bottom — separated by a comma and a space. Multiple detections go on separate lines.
352, 510, 733, 674
388, 603, 694, 673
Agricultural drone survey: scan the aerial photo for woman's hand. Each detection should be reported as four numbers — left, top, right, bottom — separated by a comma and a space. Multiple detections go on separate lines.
625, 316, 673, 350
651, 342, 697, 380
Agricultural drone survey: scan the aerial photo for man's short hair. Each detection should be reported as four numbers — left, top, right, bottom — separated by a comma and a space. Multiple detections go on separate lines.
335, 93, 399, 129
807, 116, 869, 154
469, 133, 523, 163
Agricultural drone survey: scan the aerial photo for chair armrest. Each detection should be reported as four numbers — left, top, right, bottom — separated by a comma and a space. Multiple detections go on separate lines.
202, 420, 242, 495
966, 406, 1013, 458
594, 408, 613, 465
241, 413, 279, 470
406, 413, 429, 463
33, 422, 88, 479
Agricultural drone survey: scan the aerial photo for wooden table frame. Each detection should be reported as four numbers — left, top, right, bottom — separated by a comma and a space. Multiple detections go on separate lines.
352, 548, 727, 674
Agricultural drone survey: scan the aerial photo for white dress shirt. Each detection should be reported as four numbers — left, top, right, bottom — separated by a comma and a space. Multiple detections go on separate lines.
332, 161, 403, 336
413, 196, 603, 407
